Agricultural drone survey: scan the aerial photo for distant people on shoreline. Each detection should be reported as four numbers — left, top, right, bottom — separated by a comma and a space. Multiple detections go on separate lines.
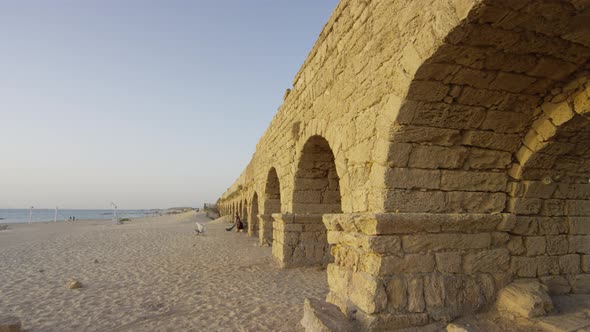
68, 216, 76, 221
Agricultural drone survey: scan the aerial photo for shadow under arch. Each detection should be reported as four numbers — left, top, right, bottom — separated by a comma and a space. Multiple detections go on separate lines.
248, 192, 259, 237
258, 167, 282, 246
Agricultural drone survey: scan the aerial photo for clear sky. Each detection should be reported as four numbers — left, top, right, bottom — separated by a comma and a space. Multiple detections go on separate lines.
0, 0, 339, 210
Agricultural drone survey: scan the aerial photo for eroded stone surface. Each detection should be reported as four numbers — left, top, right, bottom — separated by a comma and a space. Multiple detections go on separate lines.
496, 280, 553, 319
300, 298, 352, 332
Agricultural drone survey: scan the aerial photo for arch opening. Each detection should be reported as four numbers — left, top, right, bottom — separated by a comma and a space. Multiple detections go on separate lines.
293, 135, 342, 214
265, 168, 282, 214
241, 199, 247, 224
260, 168, 282, 246
249, 193, 259, 237
284, 135, 341, 267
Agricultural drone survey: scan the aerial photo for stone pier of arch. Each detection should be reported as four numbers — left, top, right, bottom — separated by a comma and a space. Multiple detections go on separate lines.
216, 0, 590, 330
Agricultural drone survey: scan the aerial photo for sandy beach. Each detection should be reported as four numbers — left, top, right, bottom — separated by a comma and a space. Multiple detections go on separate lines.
0, 212, 328, 331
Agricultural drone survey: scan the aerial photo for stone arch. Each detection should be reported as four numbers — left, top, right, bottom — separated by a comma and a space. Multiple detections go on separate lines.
264, 167, 282, 214
273, 135, 342, 268
241, 199, 247, 223
240, 198, 249, 223
293, 135, 342, 214
248, 192, 260, 237
259, 167, 282, 246
381, 0, 590, 214
292, 120, 351, 213
507, 86, 590, 294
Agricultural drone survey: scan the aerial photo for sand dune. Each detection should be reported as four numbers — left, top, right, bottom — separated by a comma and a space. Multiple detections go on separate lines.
0, 212, 328, 331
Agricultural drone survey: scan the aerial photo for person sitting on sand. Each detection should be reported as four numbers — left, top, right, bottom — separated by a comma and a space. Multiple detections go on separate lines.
235, 214, 244, 232
225, 212, 243, 232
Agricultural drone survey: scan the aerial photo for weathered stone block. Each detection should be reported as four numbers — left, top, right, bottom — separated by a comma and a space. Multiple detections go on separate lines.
538, 217, 568, 235
407, 276, 425, 313
435, 251, 462, 274
385, 190, 447, 213
497, 214, 516, 231
386, 276, 407, 312
569, 235, 590, 254
511, 256, 537, 277
463, 249, 510, 274
411, 103, 486, 130
423, 274, 445, 312
542, 199, 566, 217
376, 254, 436, 275
507, 236, 526, 255
384, 167, 441, 190
496, 280, 553, 318
536, 256, 560, 276
567, 200, 590, 216
293, 190, 323, 204
407, 81, 449, 102
525, 236, 546, 256
346, 212, 505, 235
545, 235, 568, 255
440, 170, 506, 192
415, 63, 460, 81
523, 181, 557, 199
540, 275, 572, 295
462, 277, 489, 315
461, 130, 521, 152
366, 235, 402, 254
559, 254, 581, 274
390, 125, 461, 146
407, 146, 467, 169
569, 217, 590, 235
527, 57, 577, 80
457, 86, 508, 108
510, 198, 543, 215
451, 67, 496, 89
465, 148, 512, 170
571, 274, 590, 293
402, 233, 491, 253
349, 272, 387, 314
583, 255, 590, 272
480, 110, 529, 134
447, 191, 506, 213
492, 232, 510, 246
301, 298, 352, 332
354, 311, 429, 331
327, 263, 351, 296
374, 141, 413, 167
489, 72, 536, 93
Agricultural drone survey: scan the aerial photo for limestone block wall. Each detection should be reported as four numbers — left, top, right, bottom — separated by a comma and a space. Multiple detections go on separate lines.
324, 213, 513, 329
216, 0, 590, 329
272, 213, 332, 268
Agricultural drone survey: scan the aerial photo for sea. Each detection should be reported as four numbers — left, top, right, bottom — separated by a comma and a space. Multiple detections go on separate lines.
0, 209, 157, 224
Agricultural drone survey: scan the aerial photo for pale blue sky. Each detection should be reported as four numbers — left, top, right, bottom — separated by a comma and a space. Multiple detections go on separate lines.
0, 1, 339, 209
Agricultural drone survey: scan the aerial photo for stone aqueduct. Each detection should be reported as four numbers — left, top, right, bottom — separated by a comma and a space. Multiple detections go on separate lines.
217, 0, 590, 329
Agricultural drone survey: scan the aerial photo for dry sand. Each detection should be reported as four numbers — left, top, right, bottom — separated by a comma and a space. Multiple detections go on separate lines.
0, 212, 328, 331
